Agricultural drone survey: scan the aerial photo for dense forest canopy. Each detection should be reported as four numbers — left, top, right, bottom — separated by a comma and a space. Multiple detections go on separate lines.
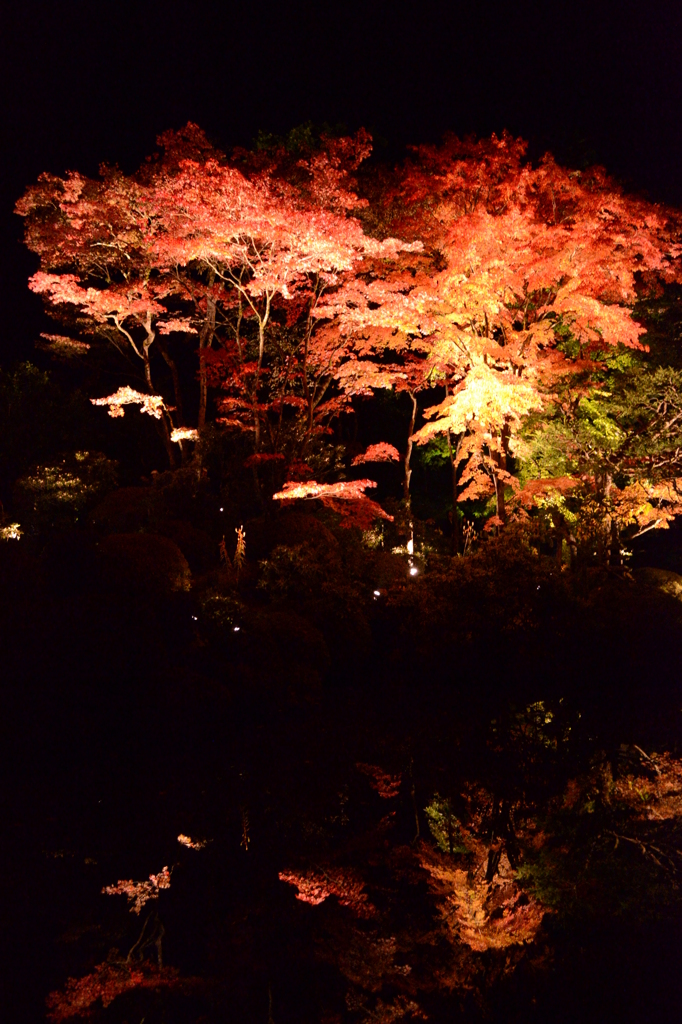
14, 123, 682, 557
4, 125, 682, 1024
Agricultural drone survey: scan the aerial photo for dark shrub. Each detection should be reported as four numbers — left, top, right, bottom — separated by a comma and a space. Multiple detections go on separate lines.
99, 533, 191, 596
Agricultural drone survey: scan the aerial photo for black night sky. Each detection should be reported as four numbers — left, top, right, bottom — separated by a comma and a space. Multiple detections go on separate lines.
2, 1, 681, 359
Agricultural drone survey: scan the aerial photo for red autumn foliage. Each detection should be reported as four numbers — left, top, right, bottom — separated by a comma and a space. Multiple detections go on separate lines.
352, 443, 401, 466
243, 452, 286, 468
273, 478, 393, 529
356, 762, 402, 798
16, 124, 682, 530
16, 124, 416, 467
102, 865, 171, 915
46, 961, 187, 1022
279, 866, 376, 918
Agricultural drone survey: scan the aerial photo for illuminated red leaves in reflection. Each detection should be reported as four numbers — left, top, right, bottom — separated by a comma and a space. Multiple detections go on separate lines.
102, 865, 171, 915
352, 443, 401, 466
46, 962, 184, 1022
279, 867, 376, 918
356, 763, 402, 798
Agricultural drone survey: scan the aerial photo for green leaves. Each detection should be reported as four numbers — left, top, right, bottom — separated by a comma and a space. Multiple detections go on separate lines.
424, 794, 469, 854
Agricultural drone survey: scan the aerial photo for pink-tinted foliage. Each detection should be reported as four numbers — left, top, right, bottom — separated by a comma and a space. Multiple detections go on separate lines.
279, 866, 376, 918
356, 763, 402, 798
46, 961, 185, 1022
90, 386, 165, 420
272, 478, 393, 529
177, 834, 208, 850
102, 865, 171, 915
273, 478, 380, 502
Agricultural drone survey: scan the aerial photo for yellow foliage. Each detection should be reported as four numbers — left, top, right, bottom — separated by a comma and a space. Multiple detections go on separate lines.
412, 359, 544, 444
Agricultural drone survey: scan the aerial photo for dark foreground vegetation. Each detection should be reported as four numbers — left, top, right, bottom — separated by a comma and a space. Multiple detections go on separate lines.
2, 404, 682, 1023
2, 126, 682, 1023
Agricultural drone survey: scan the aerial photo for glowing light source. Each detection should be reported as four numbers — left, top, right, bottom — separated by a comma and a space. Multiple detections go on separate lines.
373, 590, 381, 596
233, 626, 240, 632
410, 566, 419, 576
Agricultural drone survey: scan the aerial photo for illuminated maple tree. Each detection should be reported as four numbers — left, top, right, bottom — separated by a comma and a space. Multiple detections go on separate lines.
341, 132, 682, 528
17, 125, 417, 477
17, 126, 682, 538
16, 166, 190, 462
273, 477, 393, 529
90, 386, 166, 420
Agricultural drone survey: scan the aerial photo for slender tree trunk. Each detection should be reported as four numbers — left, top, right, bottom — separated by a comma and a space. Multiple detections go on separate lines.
485, 792, 501, 881
446, 384, 462, 554
493, 465, 505, 525
568, 530, 578, 567
404, 390, 418, 504
601, 472, 616, 564
143, 338, 176, 468
251, 297, 272, 456
156, 336, 184, 425
604, 474, 622, 565
302, 299, 314, 435
493, 424, 511, 526
448, 430, 462, 554
198, 279, 216, 430
156, 338, 187, 461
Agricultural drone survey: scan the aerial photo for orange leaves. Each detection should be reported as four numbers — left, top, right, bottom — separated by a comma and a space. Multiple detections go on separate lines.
157, 317, 195, 335
418, 844, 545, 953
274, 478, 379, 502
412, 360, 544, 444
352, 443, 401, 466
612, 752, 682, 823
279, 866, 376, 917
243, 452, 286, 468
177, 833, 209, 849
147, 132, 416, 302
17, 123, 682, 523
273, 478, 393, 529
334, 359, 407, 397
102, 865, 171, 915
514, 476, 581, 507
356, 762, 402, 798
610, 479, 682, 533
29, 272, 165, 324
552, 287, 648, 350
46, 962, 184, 1022
18, 124, 421, 460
